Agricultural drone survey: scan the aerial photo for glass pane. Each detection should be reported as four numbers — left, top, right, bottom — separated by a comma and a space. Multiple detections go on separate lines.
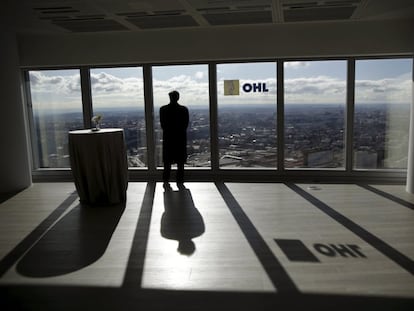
29, 69, 83, 168
153, 65, 210, 168
217, 62, 277, 168
90, 67, 146, 167
354, 58, 412, 169
284, 61, 347, 169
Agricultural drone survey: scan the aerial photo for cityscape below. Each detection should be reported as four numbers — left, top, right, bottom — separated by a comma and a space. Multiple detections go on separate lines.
33, 103, 410, 170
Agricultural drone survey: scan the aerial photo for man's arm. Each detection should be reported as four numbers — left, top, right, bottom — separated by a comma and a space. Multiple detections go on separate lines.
160, 107, 165, 130
184, 107, 189, 129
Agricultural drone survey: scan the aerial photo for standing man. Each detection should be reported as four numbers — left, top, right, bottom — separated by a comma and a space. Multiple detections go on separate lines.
160, 90, 189, 186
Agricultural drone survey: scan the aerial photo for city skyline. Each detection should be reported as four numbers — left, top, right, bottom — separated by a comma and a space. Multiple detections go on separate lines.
32, 102, 409, 170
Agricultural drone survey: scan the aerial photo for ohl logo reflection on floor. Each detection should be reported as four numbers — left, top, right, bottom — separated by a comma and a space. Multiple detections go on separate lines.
16, 203, 126, 278
161, 183, 205, 256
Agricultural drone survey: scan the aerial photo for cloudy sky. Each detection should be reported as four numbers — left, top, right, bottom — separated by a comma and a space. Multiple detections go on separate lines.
29, 59, 412, 111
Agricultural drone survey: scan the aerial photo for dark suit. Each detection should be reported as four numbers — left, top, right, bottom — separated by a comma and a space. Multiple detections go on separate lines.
160, 102, 189, 183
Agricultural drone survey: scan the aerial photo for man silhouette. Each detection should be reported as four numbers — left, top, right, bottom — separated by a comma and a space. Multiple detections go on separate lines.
160, 90, 189, 185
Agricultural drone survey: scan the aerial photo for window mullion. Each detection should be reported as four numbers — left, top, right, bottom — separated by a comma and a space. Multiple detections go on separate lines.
277, 60, 285, 172
345, 58, 355, 172
143, 64, 156, 174
80, 67, 93, 129
209, 63, 219, 174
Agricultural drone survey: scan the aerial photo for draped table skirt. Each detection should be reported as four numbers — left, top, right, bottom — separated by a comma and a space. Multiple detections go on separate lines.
68, 128, 128, 205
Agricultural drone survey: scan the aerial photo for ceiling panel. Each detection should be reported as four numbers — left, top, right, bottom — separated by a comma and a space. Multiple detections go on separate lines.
53, 18, 129, 32
203, 10, 273, 25
188, 0, 272, 10
8, 0, 414, 34
126, 15, 199, 29
284, 6, 357, 22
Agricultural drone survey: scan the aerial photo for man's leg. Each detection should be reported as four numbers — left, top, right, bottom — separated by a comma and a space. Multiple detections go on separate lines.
176, 161, 185, 184
163, 160, 171, 183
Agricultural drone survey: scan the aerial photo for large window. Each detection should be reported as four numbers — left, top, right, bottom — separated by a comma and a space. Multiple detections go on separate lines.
90, 67, 146, 167
29, 69, 83, 168
284, 61, 347, 169
354, 58, 412, 169
217, 62, 277, 168
27, 57, 412, 177
152, 64, 210, 168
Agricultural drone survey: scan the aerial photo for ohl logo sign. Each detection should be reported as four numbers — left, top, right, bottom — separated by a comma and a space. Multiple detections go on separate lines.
224, 80, 269, 96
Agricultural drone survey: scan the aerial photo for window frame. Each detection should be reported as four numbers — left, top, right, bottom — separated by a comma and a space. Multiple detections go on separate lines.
23, 55, 412, 183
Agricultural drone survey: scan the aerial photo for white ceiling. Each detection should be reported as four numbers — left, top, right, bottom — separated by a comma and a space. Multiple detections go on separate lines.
9, 0, 414, 34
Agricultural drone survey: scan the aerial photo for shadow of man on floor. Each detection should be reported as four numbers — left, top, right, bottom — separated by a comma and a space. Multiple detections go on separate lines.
161, 184, 205, 256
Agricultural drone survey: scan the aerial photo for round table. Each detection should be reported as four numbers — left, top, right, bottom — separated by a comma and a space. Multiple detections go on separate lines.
68, 128, 128, 205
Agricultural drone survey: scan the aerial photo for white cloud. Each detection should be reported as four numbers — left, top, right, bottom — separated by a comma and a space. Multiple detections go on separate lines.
29, 70, 412, 109
285, 76, 346, 103
355, 76, 411, 103
153, 75, 209, 107
195, 71, 204, 79
285, 74, 412, 104
29, 71, 81, 95
284, 62, 310, 69
91, 72, 143, 95
90, 72, 145, 108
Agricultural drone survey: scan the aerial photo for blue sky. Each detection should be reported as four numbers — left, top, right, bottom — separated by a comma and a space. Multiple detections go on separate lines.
285, 61, 346, 79
29, 58, 412, 109
355, 59, 412, 80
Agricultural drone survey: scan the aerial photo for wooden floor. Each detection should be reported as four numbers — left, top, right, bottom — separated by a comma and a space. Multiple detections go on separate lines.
0, 182, 413, 310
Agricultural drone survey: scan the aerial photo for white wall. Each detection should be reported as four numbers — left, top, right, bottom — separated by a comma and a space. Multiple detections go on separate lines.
18, 19, 414, 67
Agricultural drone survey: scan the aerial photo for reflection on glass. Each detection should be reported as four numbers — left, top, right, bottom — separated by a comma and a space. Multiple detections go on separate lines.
284, 60, 346, 169
29, 69, 83, 168
152, 65, 210, 168
354, 59, 412, 169
90, 67, 146, 167
217, 62, 277, 168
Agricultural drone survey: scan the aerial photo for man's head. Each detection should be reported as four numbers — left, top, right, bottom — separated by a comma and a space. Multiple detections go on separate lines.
169, 90, 180, 102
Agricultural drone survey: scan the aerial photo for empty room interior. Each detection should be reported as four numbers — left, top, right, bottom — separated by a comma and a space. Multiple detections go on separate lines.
1, 0, 414, 310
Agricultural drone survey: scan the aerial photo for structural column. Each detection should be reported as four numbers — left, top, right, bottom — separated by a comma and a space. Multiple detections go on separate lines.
0, 30, 32, 193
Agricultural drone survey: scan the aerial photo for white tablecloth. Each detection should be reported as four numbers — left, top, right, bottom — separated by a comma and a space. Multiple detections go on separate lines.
68, 128, 128, 205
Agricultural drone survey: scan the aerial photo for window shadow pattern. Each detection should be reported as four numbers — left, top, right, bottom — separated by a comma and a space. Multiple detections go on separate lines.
215, 182, 298, 293
1, 183, 413, 310
0, 191, 78, 278
161, 185, 205, 255
16, 203, 126, 278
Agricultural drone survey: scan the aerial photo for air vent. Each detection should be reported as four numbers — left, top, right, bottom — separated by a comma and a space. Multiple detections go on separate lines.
117, 12, 148, 17
282, 0, 360, 9
76, 15, 106, 19
282, 2, 318, 9
152, 9, 186, 15
34, 6, 72, 11
197, 7, 231, 13
126, 15, 199, 29
236, 5, 272, 11
53, 19, 129, 32
39, 9, 80, 14
34, 5, 81, 22
284, 6, 356, 22
202, 10, 272, 25
324, 0, 361, 6
34, 6, 80, 14
39, 16, 71, 21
